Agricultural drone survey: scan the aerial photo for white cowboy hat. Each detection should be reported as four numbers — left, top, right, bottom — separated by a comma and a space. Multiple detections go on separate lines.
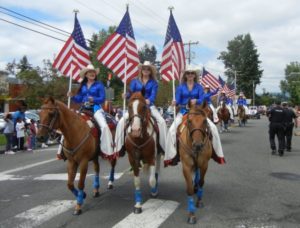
139, 61, 157, 76
204, 84, 210, 89
79, 64, 100, 78
183, 65, 200, 74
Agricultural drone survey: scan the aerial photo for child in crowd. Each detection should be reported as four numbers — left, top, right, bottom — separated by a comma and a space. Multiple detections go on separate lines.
15, 117, 25, 151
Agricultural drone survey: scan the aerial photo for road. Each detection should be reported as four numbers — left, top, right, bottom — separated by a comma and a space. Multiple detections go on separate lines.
0, 116, 300, 228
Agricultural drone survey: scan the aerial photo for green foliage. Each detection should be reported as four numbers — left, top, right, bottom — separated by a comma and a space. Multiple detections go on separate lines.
218, 33, 263, 98
280, 62, 300, 105
138, 44, 157, 63
155, 81, 173, 108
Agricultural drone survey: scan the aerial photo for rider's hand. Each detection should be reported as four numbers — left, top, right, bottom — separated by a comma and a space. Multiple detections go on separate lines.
190, 99, 197, 105
145, 99, 150, 105
67, 91, 73, 97
172, 100, 176, 106
88, 96, 94, 103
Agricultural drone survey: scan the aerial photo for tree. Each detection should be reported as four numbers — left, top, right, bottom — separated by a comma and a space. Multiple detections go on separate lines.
280, 62, 300, 105
218, 34, 263, 98
17, 55, 32, 73
138, 44, 157, 64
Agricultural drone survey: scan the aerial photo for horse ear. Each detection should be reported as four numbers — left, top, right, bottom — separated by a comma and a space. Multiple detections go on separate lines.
141, 87, 146, 97
202, 100, 208, 109
44, 96, 55, 105
187, 99, 192, 109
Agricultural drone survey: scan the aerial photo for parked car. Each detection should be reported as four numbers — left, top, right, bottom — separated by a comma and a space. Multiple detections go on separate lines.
25, 111, 40, 123
248, 106, 260, 119
0, 113, 6, 133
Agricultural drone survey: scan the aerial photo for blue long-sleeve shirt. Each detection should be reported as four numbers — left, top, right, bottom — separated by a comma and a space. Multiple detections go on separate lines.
72, 81, 105, 112
127, 78, 158, 106
176, 83, 204, 114
204, 88, 219, 105
236, 98, 247, 106
218, 95, 229, 105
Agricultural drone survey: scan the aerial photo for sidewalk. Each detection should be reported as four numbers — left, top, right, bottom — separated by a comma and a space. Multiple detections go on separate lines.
0, 140, 58, 154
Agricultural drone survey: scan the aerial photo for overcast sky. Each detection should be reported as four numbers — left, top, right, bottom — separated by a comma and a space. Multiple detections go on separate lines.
1, 0, 299, 93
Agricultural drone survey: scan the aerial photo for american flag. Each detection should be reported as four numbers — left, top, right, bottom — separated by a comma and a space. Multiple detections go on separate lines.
160, 11, 185, 82
219, 75, 236, 97
201, 67, 220, 91
53, 14, 90, 82
97, 9, 139, 83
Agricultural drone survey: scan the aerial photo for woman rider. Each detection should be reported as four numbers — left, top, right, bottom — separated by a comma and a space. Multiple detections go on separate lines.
114, 61, 167, 155
164, 66, 225, 166
216, 90, 234, 120
203, 84, 219, 123
237, 92, 249, 115
57, 64, 114, 159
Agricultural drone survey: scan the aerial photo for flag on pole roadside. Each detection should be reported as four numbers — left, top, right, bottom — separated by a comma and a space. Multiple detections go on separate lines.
53, 14, 90, 82
97, 9, 139, 83
160, 11, 185, 82
218, 75, 236, 97
201, 67, 220, 91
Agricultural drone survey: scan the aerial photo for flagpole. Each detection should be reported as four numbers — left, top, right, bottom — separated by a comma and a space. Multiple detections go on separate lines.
122, 5, 129, 115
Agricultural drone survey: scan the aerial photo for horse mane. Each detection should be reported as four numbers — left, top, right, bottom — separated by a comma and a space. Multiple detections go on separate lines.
129, 92, 146, 103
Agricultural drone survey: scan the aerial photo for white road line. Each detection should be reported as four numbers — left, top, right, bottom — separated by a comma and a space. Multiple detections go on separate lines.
0, 158, 56, 175
112, 199, 179, 228
0, 200, 74, 228
34, 173, 92, 181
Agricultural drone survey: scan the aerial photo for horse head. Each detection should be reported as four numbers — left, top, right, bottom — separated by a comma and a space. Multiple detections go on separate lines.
128, 92, 149, 138
186, 103, 209, 153
37, 97, 60, 142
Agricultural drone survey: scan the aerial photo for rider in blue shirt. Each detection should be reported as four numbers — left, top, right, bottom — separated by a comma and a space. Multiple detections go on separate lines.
216, 90, 234, 120
164, 66, 225, 166
114, 61, 167, 156
236, 92, 249, 114
204, 85, 219, 123
67, 64, 114, 158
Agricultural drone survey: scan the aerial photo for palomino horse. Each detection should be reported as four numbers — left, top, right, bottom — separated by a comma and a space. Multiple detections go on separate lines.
178, 102, 213, 224
217, 101, 230, 132
37, 97, 117, 215
125, 92, 161, 214
237, 105, 247, 127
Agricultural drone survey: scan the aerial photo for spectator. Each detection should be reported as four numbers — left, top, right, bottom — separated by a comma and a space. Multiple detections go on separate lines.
12, 101, 27, 148
30, 119, 37, 150
282, 102, 298, 152
3, 113, 15, 155
15, 117, 25, 151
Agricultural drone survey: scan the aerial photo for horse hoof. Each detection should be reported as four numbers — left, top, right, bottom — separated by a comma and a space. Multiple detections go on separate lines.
93, 192, 100, 198
107, 184, 113, 190
196, 201, 204, 208
73, 209, 82, 216
187, 215, 197, 224
134, 207, 142, 214
150, 191, 158, 198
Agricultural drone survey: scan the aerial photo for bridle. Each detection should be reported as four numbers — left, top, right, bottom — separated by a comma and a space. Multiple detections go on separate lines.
179, 110, 210, 157
38, 106, 60, 139
128, 99, 149, 134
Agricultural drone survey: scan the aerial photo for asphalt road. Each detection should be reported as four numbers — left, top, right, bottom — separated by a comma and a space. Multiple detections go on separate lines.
0, 116, 300, 228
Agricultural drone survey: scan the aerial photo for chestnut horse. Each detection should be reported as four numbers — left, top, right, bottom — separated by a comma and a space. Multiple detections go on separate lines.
178, 102, 213, 224
237, 105, 247, 127
125, 92, 161, 214
36, 97, 117, 215
217, 101, 230, 132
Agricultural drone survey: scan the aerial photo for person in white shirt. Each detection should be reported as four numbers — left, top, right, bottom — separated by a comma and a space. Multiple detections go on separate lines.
4, 113, 15, 154
15, 117, 25, 151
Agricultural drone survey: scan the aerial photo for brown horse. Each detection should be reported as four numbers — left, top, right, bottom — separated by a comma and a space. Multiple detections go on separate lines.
178, 102, 213, 224
125, 92, 161, 214
217, 101, 230, 132
36, 97, 117, 215
237, 105, 247, 127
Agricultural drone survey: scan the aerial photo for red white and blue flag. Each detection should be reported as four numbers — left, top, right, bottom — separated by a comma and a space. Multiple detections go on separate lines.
201, 67, 220, 91
97, 9, 139, 83
53, 14, 90, 82
219, 75, 236, 97
160, 11, 185, 82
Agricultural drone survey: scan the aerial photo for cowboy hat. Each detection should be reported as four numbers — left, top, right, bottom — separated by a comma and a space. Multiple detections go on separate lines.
139, 61, 157, 76
183, 65, 200, 75
204, 84, 210, 89
80, 64, 100, 78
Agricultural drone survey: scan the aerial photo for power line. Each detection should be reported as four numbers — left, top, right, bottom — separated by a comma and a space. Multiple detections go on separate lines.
0, 10, 70, 38
0, 6, 71, 35
0, 17, 66, 42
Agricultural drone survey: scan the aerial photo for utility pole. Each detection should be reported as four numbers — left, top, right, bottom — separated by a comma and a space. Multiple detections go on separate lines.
253, 80, 255, 106
183, 41, 199, 65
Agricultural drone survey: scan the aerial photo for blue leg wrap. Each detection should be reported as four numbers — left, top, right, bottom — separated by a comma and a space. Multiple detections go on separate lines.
194, 169, 200, 185
135, 190, 142, 203
93, 175, 100, 189
71, 188, 78, 197
151, 173, 159, 193
77, 190, 84, 205
109, 168, 115, 182
197, 188, 203, 199
188, 196, 196, 213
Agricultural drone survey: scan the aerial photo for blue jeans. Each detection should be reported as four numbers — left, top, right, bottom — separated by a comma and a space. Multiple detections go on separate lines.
4, 133, 13, 151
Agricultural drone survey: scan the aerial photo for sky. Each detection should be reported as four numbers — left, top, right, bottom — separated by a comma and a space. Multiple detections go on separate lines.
0, 0, 300, 94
